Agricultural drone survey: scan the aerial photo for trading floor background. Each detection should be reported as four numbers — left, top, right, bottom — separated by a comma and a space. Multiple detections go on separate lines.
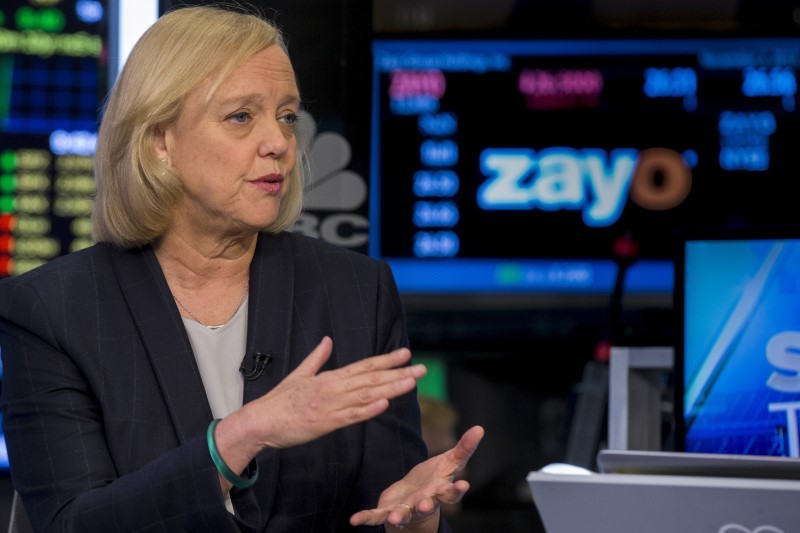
3, 0, 800, 530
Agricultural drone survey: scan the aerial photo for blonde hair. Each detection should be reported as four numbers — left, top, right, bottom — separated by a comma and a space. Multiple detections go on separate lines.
92, 5, 306, 248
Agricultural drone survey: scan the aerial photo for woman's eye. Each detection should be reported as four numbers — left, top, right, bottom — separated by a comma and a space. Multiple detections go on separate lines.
228, 112, 250, 124
281, 113, 299, 126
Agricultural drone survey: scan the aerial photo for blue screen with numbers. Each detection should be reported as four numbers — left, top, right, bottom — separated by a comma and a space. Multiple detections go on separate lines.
369, 37, 800, 295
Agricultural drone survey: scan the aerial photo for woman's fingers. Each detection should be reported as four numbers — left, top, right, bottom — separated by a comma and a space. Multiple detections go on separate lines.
293, 338, 415, 384
457, 425, 486, 453
337, 362, 426, 398
291, 336, 334, 376
296, 340, 424, 407
254, 339, 426, 448
350, 427, 485, 528
336, 346, 413, 378
448, 426, 485, 468
327, 365, 425, 422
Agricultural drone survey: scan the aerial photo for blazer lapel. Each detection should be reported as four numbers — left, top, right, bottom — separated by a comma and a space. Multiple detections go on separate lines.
228, 234, 295, 528
243, 233, 296, 404
106, 236, 297, 443
107, 245, 213, 443
108, 236, 298, 530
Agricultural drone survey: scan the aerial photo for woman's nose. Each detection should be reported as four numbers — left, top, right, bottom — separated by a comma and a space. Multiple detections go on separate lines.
257, 119, 292, 158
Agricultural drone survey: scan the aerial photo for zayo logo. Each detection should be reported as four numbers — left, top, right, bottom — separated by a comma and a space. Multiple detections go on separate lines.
477, 146, 692, 227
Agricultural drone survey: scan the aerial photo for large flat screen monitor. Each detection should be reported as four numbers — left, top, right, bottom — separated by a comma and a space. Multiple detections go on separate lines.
370, 37, 800, 296
675, 226, 800, 457
0, 0, 114, 471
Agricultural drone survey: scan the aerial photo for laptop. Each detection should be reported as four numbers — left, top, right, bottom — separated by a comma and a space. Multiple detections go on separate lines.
528, 449, 800, 533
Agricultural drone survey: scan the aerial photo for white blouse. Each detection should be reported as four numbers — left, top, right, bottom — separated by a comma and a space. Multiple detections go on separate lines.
182, 298, 248, 514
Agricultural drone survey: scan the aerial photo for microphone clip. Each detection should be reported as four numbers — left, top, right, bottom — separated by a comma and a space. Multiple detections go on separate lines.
240, 351, 273, 381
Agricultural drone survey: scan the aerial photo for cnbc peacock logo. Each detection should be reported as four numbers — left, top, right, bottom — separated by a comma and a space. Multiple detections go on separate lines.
292, 111, 369, 249
477, 146, 693, 227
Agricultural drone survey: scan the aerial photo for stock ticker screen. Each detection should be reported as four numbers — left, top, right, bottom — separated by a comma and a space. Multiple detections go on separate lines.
369, 38, 800, 294
0, 0, 108, 279
0, 0, 108, 470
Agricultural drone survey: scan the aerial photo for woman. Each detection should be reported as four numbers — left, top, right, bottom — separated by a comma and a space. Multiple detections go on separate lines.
0, 5, 483, 532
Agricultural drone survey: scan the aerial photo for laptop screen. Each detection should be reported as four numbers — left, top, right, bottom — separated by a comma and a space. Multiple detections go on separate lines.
674, 226, 800, 457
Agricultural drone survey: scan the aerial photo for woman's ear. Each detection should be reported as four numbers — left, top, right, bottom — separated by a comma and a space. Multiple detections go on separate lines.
153, 124, 169, 161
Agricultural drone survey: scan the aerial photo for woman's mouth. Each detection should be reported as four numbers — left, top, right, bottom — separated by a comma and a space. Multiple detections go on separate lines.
251, 173, 284, 195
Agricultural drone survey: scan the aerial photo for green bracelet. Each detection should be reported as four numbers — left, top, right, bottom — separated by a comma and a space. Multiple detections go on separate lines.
207, 419, 258, 489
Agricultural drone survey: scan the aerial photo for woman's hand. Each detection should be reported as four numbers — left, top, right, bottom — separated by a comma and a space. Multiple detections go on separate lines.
237, 336, 426, 450
349, 425, 485, 530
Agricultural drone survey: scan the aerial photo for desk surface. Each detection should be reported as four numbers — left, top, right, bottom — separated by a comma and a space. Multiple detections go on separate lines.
528, 470, 800, 533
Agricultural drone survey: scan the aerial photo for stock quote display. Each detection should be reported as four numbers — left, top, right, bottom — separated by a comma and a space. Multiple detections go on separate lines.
0, 0, 107, 278
369, 38, 800, 293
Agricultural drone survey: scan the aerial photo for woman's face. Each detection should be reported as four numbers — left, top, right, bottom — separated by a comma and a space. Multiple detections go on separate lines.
160, 45, 300, 238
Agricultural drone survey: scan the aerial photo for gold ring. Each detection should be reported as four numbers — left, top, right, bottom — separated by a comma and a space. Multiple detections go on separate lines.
395, 503, 413, 515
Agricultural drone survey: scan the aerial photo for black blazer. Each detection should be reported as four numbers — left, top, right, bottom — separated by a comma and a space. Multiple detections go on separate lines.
0, 232, 443, 533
